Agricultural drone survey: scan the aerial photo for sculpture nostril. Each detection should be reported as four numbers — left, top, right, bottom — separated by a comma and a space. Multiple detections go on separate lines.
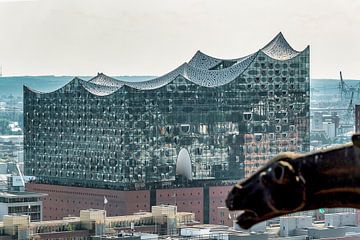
226, 186, 245, 210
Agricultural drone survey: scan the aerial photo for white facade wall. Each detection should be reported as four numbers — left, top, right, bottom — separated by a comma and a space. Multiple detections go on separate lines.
325, 213, 357, 227
323, 122, 336, 139
280, 216, 312, 237
181, 228, 211, 236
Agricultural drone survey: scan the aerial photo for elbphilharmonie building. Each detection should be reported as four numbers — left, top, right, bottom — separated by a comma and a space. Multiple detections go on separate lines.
24, 33, 310, 189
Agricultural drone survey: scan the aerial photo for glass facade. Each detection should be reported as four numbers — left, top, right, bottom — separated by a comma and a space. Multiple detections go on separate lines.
24, 33, 310, 188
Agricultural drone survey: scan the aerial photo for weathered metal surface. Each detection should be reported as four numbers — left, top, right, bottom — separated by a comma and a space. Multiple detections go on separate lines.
226, 134, 360, 229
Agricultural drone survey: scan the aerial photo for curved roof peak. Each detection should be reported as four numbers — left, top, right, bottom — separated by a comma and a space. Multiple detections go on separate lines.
89, 72, 124, 87
189, 32, 302, 67
188, 50, 253, 70
188, 50, 223, 70
79, 79, 120, 96
261, 32, 300, 60
26, 32, 308, 96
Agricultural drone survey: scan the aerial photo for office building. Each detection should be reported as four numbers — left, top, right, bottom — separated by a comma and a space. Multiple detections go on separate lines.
0, 191, 46, 222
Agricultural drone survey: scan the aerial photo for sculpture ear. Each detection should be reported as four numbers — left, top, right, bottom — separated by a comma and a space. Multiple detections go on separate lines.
352, 134, 360, 148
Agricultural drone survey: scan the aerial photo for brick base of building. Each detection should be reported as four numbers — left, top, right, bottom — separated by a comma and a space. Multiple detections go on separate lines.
26, 182, 234, 226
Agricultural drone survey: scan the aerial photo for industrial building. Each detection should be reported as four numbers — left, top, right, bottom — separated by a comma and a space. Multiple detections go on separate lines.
23, 33, 310, 222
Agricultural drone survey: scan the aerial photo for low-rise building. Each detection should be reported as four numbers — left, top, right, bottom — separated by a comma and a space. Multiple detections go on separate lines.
0, 191, 46, 222
1, 209, 360, 240
0, 206, 195, 239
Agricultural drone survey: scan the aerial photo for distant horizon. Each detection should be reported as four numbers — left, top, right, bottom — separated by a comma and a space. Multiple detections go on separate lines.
0, 75, 359, 81
0, 75, 354, 97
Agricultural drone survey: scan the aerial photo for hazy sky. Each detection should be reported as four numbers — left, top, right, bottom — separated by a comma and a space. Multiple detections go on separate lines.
0, 0, 359, 79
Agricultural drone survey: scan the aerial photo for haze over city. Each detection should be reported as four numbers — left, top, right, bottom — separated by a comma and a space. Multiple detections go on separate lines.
0, 0, 359, 78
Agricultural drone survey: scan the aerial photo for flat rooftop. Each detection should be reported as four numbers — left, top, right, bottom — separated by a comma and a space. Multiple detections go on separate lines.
0, 191, 47, 198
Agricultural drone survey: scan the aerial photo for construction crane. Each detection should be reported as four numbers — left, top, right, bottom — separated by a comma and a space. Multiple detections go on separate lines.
345, 91, 355, 124
339, 71, 345, 100
348, 91, 354, 112
339, 71, 360, 100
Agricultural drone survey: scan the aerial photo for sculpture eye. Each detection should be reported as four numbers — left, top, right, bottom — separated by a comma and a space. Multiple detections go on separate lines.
274, 165, 284, 181
272, 161, 295, 184
260, 172, 272, 186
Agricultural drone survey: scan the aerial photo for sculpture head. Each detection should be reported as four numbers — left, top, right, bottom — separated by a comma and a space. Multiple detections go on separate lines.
226, 153, 306, 229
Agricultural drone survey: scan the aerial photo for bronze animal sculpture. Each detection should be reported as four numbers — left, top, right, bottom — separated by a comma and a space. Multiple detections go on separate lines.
226, 134, 360, 229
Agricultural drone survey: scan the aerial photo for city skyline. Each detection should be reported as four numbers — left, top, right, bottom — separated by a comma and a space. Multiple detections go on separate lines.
0, 0, 359, 79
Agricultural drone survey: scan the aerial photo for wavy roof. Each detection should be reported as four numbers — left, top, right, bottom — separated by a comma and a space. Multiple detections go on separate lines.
80, 80, 120, 96
28, 32, 308, 96
261, 32, 301, 60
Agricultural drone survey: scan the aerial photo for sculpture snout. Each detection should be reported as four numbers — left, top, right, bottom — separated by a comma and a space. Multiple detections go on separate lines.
226, 185, 247, 211
226, 182, 266, 212
226, 182, 266, 229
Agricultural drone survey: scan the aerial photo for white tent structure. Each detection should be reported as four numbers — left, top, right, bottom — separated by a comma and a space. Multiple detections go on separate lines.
175, 148, 192, 180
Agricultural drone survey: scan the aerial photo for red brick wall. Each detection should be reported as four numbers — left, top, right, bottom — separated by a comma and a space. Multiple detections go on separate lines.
27, 182, 234, 225
26, 183, 150, 220
209, 186, 233, 226
156, 188, 204, 223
